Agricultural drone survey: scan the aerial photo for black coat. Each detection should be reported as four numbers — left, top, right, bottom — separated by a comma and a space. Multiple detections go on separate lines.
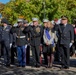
57, 24, 74, 45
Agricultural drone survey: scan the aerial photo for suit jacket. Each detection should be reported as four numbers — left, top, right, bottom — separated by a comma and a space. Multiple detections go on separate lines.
57, 24, 74, 45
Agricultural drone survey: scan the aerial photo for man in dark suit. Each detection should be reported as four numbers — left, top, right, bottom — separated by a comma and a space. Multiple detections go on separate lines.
57, 16, 74, 69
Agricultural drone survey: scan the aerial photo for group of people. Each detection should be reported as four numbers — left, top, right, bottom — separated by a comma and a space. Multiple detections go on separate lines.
0, 15, 76, 70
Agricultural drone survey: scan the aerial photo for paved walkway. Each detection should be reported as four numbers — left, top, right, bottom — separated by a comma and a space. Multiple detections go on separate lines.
0, 57, 76, 75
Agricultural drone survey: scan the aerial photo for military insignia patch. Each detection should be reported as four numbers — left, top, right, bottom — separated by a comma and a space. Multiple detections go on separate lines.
21, 28, 24, 31
35, 27, 40, 33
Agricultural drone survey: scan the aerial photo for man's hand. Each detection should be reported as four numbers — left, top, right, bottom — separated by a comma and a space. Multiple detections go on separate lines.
46, 42, 49, 45
25, 45, 27, 48
10, 43, 12, 48
71, 40, 74, 43
69, 43, 73, 48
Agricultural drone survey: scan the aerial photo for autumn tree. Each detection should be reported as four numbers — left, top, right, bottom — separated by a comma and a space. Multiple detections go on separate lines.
1, 0, 76, 24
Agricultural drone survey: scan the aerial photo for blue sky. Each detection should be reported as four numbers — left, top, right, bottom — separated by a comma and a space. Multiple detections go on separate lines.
0, 0, 10, 4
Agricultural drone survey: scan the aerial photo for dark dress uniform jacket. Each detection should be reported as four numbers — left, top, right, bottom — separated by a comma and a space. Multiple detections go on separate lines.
14, 26, 28, 46
1, 25, 13, 44
58, 24, 74, 45
23, 25, 43, 46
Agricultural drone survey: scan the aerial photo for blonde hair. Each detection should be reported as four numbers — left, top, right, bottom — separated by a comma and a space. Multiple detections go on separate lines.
47, 21, 54, 29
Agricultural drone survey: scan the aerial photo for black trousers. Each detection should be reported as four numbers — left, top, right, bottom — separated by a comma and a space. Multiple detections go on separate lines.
0, 42, 3, 57
11, 46, 17, 64
3, 43, 11, 65
60, 44, 70, 67
73, 41, 76, 50
0, 43, 1, 57
26, 45, 30, 65
31, 46, 40, 65
54, 41, 61, 62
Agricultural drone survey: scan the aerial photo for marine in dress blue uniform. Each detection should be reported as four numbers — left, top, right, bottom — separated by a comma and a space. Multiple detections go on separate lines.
14, 19, 28, 67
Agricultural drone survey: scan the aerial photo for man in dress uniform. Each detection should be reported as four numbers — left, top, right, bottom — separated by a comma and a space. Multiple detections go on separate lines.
31, 18, 43, 67
23, 18, 43, 67
1, 18, 13, 67
14, 19, 28, 67
0, 25, 2, 57
57, 16, 74, 69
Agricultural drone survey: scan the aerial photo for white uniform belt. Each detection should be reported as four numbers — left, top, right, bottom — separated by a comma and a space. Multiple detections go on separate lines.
17, 36, 25, 38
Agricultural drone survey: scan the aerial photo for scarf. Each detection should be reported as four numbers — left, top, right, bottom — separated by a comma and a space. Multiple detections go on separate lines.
45, 28, 54, 47
45, 28, 51, 40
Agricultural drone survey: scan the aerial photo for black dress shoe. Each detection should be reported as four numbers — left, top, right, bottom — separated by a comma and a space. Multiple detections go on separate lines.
32, 64, 36, 67
5, 64, 10, 67
17, 65, 21, 67
64, 66, 69, 69
60, 65, 65, 69
11, 63, 15, 65
22, 65, 26, 67
60, 66, 69, 69
36, 64, 40, 68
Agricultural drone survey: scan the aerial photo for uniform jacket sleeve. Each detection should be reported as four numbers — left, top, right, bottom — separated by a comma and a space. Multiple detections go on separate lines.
70, 25, 74, 42
9, 27, 13, 43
